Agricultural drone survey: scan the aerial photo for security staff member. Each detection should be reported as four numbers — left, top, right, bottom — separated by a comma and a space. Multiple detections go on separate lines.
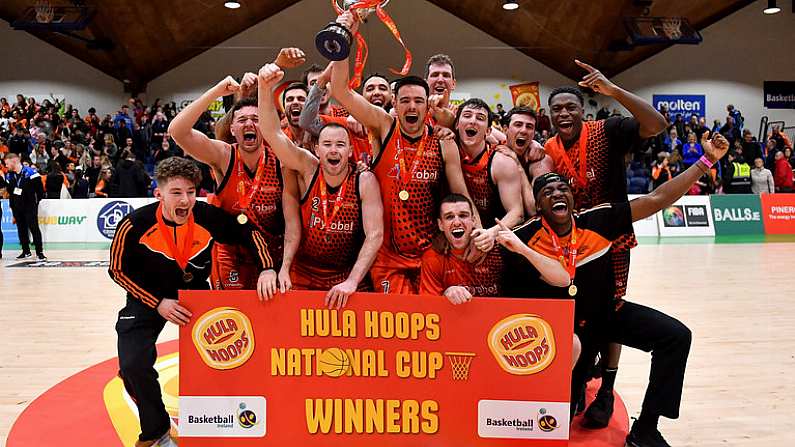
3, 153, 45, 260
108, 157, 278, 447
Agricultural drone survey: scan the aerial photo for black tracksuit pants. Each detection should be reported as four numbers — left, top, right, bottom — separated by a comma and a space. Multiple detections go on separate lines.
572, 300, 692, 420
115, 297, 170, 442
11, 204, 43, 254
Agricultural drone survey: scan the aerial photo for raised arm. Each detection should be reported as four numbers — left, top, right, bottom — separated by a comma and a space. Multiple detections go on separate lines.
258, 63, 318, 178
575, 59, 667, 139
631, 132, 729, 221
168, 77, 237, 172
495, 219, 570, 287
328, 12, 393, 144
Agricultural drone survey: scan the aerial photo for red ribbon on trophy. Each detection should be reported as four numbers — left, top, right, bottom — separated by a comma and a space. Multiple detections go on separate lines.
331, 0, 412, 89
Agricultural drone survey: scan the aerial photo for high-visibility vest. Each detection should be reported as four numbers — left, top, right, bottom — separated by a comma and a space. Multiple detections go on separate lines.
732, 162, 751, 179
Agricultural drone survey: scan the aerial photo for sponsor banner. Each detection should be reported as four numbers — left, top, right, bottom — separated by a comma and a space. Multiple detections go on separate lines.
710, 194, 764, 235
1, 199, 18, 244
652, 94, 706, 117
510, 82, 541, 111
761, 193, 795, 234
763, 81, 795, 109
478, 400, 569, 440
179, 291, 574, 446
180, 396, 266, 437
656, 195, 715, 236
628, 195, 659, 236
37, 199, 92, 243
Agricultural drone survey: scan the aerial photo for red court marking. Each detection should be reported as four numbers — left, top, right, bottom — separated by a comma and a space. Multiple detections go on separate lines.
8, 342, 628, 446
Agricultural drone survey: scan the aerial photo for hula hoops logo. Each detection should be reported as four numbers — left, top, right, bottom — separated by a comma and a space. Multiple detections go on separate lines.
488, 314, 556, 375
192, 307, 255, 370
97, 201, 134, 239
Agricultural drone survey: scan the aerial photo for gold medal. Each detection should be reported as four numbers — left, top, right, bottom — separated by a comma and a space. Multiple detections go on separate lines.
568, 284, 578, 297
183, 271, 194, 283
237, 213, 248, 225
398, 190, 410, 201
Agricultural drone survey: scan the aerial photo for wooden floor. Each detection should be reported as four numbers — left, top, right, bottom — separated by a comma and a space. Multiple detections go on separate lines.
1, 242, 793, 446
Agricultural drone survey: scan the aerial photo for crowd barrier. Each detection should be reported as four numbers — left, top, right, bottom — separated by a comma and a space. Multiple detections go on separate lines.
2, 194, 795, 245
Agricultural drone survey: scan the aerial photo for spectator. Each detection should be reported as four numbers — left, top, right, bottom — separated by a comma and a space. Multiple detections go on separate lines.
741, 130, 763, 163
651, 152, 673, 190
786, 147, 795, 168
8, 126, 30, 155
29, 143, 49, 172
750, 157, 775, 194
673, 114, 686, 140
662, 128, 682, 155
596, 105, 610, 121
681, 133, 703, 168
103, 133, 119, 162
711, 119, 722, 134
85, 154, 102, 191
626, 160, 650, 194
44, 161, 67, 199
764, 138, 779, 168
585, 113, 594, 121
150, 112, 168, 150
536, 108, 551, 134
94, 168, 112, 198
719, 116, 741, 147
688, 115, 708, 142
113, 150, 150, 197
727, 104, 743, 130
723, 151, 752, 194
773, 150, 794, 192
84, 107, 100, 136
769, 125, 792, 152
495, 103, 506, 122
153, 138, 176, 164
71, 166, 90, 198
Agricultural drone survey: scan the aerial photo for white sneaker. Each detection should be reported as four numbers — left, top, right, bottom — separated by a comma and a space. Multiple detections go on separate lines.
154, 433, 178, 447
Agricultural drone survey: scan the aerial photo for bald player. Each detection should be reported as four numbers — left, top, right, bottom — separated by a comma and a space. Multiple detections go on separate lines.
330, 11, 475, 294
169, 78, 286, 290
258, 63, 383, 307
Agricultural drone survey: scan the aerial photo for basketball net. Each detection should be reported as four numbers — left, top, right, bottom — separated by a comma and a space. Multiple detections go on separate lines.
34, 0, 55, 23
445, 352, 475, 381
662, 18, 682, 40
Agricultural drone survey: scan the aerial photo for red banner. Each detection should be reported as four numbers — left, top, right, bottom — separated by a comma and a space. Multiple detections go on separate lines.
509, 82, 541, 111
761, 193, 795, 234
179, 291, 574, 446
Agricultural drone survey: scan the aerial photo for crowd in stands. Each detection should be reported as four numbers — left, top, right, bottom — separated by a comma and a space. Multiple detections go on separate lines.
1, 92, 794, 200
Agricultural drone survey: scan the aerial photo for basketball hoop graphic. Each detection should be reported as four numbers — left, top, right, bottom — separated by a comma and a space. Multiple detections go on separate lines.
445, 352, 476, 381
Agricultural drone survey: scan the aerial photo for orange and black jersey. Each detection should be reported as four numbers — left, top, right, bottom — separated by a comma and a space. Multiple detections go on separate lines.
460, 145, 506, 226
108, 201, 272, 309
503, 202, 633, 332
420, 245, 505, 297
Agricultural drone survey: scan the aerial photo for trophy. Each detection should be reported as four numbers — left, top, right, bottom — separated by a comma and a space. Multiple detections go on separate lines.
315, 0, 390, 61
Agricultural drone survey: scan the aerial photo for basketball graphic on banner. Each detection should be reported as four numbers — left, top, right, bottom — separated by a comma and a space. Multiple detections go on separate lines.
317, 347, 351, 377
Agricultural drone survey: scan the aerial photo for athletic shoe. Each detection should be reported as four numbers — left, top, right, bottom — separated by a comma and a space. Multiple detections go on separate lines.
16, 252, 31, 259
36, 253, 47, 261
582, 390, 614, 428
134, 432, 177, 447
625, 420, 671, 447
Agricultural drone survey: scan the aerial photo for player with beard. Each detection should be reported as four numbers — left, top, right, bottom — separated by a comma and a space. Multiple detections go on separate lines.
507, 131, 726, 446
258, 63, 383, 307
281, 82, 310, 146
213, 48, 307, 144
420, 193, 567, 302
302, 63, 348, 118
454, 98, 524, 247
542, 60, 668, 431
498, 106, 550, 216
299, 64, 393, 166
329, 12, 475, 295
169, 78, 286, 290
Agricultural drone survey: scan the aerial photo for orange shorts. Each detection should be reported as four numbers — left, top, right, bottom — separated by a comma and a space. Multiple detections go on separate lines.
210, 244, 260, 290
291, 261, 373, 292
369, 248, 422, 295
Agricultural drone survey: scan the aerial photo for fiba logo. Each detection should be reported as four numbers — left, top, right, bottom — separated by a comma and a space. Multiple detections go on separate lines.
97, 201, 134, 239
237, 402, 258, 429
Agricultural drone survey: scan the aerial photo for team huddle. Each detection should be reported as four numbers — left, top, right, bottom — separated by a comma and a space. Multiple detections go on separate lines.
109, 11, 729, 447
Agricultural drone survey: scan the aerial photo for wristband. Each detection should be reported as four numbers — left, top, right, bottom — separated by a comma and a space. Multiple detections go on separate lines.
699, 155, 714, 169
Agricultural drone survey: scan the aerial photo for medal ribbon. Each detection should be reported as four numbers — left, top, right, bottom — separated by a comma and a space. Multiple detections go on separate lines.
155, 201, 195, 272
395, 127, 428, 193
547, 122, 590, 188
237, 150, 268, 222
541, 217, 579, 284
331, 0, 412, 89
318, 168, 350, 230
